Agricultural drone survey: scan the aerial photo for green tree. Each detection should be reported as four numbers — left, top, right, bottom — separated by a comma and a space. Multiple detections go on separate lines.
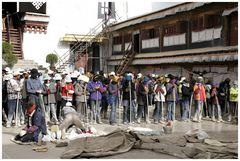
46, 53, 58, 69
2, 42, 13, 55
2, 42, 18, 68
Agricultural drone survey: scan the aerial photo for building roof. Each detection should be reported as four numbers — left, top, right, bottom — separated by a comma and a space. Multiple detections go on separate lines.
60, 34, 106, 43
131, 53, 237, 65
222, 6, 238, 16
107, 46, 238, 65
109, 2, 211, 31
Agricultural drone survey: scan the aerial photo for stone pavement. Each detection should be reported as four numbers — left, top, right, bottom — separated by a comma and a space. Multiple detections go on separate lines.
2, 118, 238, 159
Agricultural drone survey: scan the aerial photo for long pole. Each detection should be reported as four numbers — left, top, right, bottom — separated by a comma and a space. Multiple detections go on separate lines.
159, 84, 164, 121
39, 94, 45, 116
118, 86, 121, 126
173, 87, 176, 121
57, 84, 62, 122
47, 87, 50, 122
146, 86, 149, 122
189, 93, 193, 120
84, 84, 89, 124
95, 88, 98, 124
15, 92, 19, 127
129, 81, 132, 124
215, 94, 222, 121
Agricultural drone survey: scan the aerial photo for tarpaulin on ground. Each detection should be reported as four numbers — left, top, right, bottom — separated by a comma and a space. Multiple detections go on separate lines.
61, 128, 136, 159
60, 128, 238, 159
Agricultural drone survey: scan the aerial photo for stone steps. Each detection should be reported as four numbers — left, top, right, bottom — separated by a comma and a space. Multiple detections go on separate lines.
12, 59, 39, 70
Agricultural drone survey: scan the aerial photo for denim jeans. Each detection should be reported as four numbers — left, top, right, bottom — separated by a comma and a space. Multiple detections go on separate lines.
109, 95, 118, 124
90, 100, 101, 123
193, 100, 203, 121
212, 104, 222, 120
181, 99, 190, 120
7, 99, 21, 126
123, 99, 135, 123
167, 101, 175, 121
153, 101, 164, 121
219, 97, 229, 116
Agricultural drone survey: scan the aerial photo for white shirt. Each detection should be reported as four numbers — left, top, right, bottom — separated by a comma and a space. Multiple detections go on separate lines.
154, 83, 166, 102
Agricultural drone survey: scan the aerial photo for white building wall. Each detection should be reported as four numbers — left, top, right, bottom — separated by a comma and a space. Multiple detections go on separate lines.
163, 33, 186, 46
22, 1, 157, 68
23, 1, 103, 67
191, 27, 222, 43
142, 38, 159, 49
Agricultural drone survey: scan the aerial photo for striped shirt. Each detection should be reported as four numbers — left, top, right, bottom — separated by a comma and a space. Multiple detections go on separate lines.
7, 79, 22, 100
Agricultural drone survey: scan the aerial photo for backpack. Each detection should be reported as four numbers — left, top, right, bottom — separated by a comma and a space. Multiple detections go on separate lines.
182, 84, 191, 97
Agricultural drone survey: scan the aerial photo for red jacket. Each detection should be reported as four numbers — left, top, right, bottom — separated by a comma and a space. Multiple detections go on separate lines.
61, 83, 74, 100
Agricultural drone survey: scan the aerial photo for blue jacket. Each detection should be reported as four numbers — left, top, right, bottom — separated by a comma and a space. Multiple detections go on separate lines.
27, 78, 44, 94
87, 81, 106, 101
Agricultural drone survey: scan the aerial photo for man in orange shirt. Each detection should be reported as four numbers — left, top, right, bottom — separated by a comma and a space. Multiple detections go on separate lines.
193, 77, 206, 122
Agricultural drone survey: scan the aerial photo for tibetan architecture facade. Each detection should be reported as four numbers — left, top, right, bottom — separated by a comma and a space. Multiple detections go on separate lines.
104, 2, 238, 83
59, 34, 107, 73
2, 2, 49, 69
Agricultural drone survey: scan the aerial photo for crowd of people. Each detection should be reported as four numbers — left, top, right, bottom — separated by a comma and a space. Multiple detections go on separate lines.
2, 67, 238, 141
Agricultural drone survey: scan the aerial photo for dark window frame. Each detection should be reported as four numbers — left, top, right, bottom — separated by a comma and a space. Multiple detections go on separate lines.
163, 24, 177, 36
113, 36, 122, 44
124, 34, 132, 43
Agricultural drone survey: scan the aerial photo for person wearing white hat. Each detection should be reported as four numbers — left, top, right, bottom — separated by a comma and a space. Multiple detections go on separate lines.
137, 73, 143, 79
54, 73, 63, 121
42, 75, 51, 122
60, 71, 68, 87
20, 70, 30, 125
2, 73, 12, 125
59, 102, 86, 139
4, 67, 12, 74
229, 80, 238, 122
61, 75, 74, 107
42, 74, 58, 123
47, 69, 55, 82
70, 70, 80, 85
48, 69, 54, 75
6, 70, 22, 127
62, 70, 68, 75
74, 75, 89, 119
54, 73, 62, 81
109, 71, 115, 76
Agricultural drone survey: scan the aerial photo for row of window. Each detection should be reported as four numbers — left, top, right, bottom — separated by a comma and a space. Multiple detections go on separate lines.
113, 15, 222, 44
